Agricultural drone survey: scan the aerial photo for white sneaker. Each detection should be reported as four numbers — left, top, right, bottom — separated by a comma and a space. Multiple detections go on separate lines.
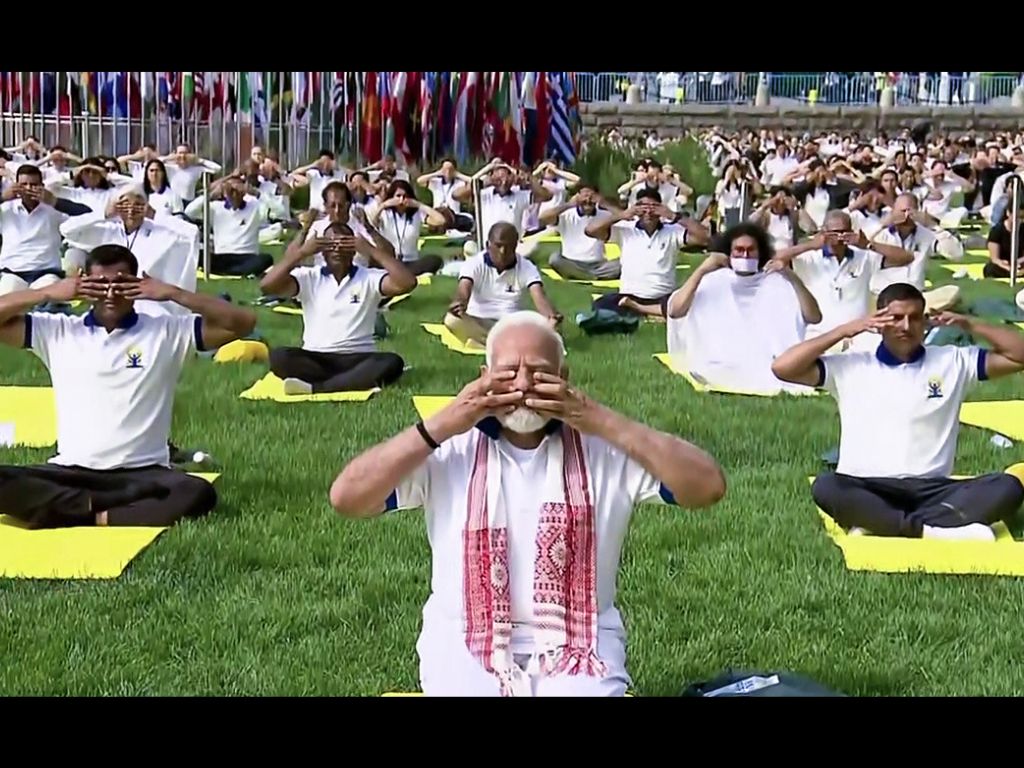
282, 377, 313, 396
922, 523, 996, 542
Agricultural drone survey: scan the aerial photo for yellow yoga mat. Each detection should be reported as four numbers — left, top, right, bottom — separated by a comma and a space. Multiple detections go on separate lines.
420, 323, 485, 356
416, 274, 432, 285
0, 472, 220, 580
196, 270, 245, 281
960, 400, 1024, 440
937, 262, 1010, 284
0, 386, 57, 448
412, 395, 454, 420
239, 373, 379, 403
653, 353, 819, 397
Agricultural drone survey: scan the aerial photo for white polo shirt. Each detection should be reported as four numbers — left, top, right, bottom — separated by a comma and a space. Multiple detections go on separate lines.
766, 212, 795, 252
922, 179, 960, 218
850, 208, 889, 239
387, 422, 676, 651
627, 181, 677, 208
306, 168, 348, 211
821, 343, 987, 478
609, 220, 687, 299
460, 253, 543, 320
25, 310, 203, 470
792, 246, 885, 336
0, 199, 68, 272
871, 224, 937, 292
165, 159, 221, 201
147, 188, 184, 217
763, 155, 799, 185
184, 195, 269, 255
538, 178, 569, 218
52, 185, 118, 214
60, 213, 199, 316
378, 208, 426, 261
427, 177, 466, 213
557, 208, 605, 264
479, 187, 532, 237
293, 264, 385, 354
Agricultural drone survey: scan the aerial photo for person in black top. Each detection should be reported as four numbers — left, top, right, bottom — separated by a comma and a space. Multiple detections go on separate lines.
953, 148, 1017, 210
985, 200, 1024, 279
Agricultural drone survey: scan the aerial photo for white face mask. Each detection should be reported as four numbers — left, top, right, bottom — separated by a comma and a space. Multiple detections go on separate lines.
499, 407, 549, 434
731, 257, 760, 275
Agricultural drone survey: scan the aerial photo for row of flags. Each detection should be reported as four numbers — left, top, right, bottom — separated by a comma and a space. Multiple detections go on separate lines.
0, 72, 581, 166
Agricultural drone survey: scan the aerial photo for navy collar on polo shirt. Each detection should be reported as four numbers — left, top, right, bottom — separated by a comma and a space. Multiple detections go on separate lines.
484, 252, 515, 273
83, 309, 140, 331
321, 263, 359, 280
475, 416, 563, 439
635, 220, 664, 234
876, 340, 925, 366
224, 197, 247, 211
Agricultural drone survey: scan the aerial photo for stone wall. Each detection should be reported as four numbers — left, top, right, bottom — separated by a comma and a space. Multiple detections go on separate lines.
580, 103, 1024, 136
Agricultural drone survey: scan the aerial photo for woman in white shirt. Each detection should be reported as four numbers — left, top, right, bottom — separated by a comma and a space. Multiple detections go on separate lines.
142, 159, 184, 217
47, 158, 121, 273
369, 179, 446, 275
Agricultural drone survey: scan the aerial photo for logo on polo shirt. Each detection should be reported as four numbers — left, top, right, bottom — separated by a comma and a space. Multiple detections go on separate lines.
126, 348, 144, 369
350, 290, 361, 304
927, 376, 943, 399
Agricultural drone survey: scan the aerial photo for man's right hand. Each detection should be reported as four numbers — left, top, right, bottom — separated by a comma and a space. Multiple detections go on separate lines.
427, 369, 524, 441
840, 308, 896, 338
42, 277, 82, 304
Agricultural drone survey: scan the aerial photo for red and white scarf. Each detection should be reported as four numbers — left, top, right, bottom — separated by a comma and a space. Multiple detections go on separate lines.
462, 424, 606, 697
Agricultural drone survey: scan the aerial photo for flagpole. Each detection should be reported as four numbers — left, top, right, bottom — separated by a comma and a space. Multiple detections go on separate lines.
355, 73, 362, 169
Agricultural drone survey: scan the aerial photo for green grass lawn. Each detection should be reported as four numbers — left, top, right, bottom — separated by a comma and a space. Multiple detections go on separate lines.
1, 242, 1023, 696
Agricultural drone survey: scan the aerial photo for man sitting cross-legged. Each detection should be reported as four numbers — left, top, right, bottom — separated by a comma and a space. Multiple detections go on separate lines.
772, 282, 1024, 541
443, 222, 562, 348
328, 310, 726, 696
0, 245, 257, 529
539, 184, 622, 282
260, 220, 417, 395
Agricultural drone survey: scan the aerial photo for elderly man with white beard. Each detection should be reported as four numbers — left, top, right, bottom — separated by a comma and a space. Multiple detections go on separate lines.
329, 310, 726, 697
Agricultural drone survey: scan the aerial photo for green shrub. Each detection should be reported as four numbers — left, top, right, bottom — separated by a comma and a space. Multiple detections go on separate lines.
570, 137, 715, 201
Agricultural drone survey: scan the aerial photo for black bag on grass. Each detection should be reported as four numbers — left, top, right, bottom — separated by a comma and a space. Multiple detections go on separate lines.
682, 669, 845, 697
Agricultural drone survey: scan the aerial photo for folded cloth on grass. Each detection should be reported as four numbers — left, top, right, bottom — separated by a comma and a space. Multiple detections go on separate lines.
959, 400, 1024, 441
240, 373, 379, 403
0, 387, 56, 448
808, 475, 1024, 576
0, 472, 219, 579
420, 323, 485, 355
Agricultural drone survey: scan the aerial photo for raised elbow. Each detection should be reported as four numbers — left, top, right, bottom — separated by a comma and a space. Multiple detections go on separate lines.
687, 464, 727, 508
329, 475, 379, 519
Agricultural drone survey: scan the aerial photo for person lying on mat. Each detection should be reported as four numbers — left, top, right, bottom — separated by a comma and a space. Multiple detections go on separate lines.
328, 310, 726, 696
1, 163, 93, 298
183, 174, 286, 277
654, 223, 820, 395
539, 184, 622, 282
584, 189, 709, 318
774, 210, 913, 346
368, 180, 446, 276
771, 282, 1024, 541
443, 222, 562, 348
260, 220, 415, 395
59, 187, 200, 317
0, 244, 257, 529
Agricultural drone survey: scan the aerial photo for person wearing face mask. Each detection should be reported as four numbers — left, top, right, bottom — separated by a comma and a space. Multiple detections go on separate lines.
59, 187, 200, 318
538, 184, 621, 282
443, 222, 562, 348
774, 210, 913, 347
258, 220, 416, 396
584, 189, 709, 319
328, 310, 725, 696
369, 180, 446, 276
772, 282, 1024, 541
653, 223, 821, 395
0, 244, 256, 529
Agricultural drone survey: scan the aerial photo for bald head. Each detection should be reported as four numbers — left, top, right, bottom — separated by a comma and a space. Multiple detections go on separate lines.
486, 222, 520, 269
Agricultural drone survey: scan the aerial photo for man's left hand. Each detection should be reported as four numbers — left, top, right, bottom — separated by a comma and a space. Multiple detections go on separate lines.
930, 311, 973, 330
525, 372, 600, 433
116, 272, 177, 302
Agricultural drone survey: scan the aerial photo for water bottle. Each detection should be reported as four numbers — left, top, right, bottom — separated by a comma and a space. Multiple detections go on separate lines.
991, 434, 1014, 449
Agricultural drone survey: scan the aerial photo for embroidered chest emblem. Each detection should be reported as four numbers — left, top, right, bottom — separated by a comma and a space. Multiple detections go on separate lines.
125, 347, 144, 369
350, 291, 361, 304
927, 376, 943, 399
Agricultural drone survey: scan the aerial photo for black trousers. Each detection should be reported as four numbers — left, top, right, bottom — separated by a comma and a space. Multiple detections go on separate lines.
812, 471, 1024, 538
270, 347, 404, 392
0, 465, 217, 529
402, 255, 443, 276
592, 292, 670, 316
211, 252, 274, 277
983, 261, 1021, 279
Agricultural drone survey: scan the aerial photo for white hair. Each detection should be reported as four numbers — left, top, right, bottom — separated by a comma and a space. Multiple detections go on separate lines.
485, 310, 566, 367
116, 184, 147, 202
